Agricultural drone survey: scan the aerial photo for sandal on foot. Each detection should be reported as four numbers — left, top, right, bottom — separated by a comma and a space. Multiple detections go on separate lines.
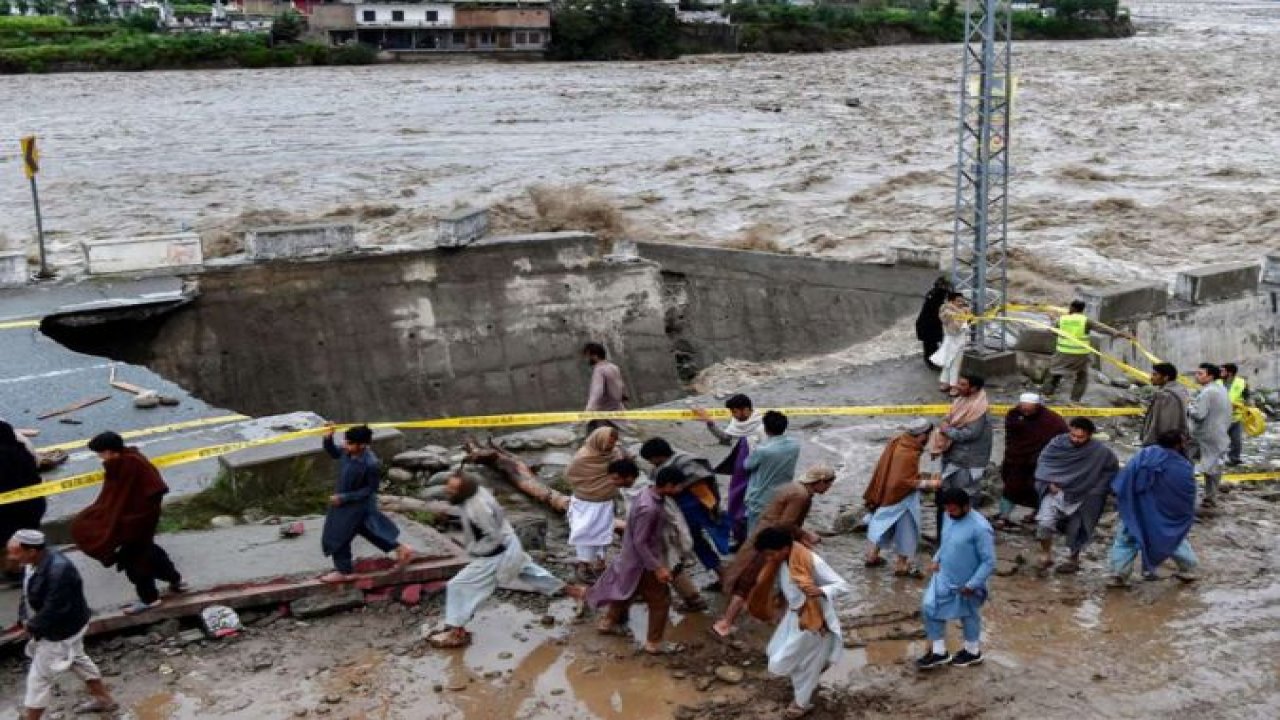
428, 629, 472, 649
319, 571, 357, 583
783, 705, 813, 720
121, 600, 161, 615
643, 641, 686, 656
709, 624, 733, 641
73, 698, 119, 714
596, 622, 630, 637
1054, 561, 1081, 575
864, 557, 887, 568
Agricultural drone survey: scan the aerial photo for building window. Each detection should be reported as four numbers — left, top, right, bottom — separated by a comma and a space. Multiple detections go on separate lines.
361, 10, 375, 21
452, 31, 465, 45
528, 32, 541, 44
514, 32, 526, 44
426, 10, 438, 21
479, 32, 494, 45
392, 10, 404, 21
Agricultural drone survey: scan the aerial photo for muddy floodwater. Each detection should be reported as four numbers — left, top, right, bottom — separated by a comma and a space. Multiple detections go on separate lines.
2, 1, 1279, 296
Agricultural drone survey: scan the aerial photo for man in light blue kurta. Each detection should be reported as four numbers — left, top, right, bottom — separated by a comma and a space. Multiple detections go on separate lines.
743, 411, 800, 533
917, 487, 996, 670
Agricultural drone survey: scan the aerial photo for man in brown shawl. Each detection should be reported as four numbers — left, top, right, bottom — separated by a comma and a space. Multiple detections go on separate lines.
996, 393, 1068, 530
71, 432, 185, 615
710, 465, 836, 639
864, 419, 941, 575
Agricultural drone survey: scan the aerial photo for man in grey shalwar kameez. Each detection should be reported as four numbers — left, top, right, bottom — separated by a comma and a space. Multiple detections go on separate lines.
1188, 363, 1232, 507
1034, 418, 1119, 574
428, 474, 584, 648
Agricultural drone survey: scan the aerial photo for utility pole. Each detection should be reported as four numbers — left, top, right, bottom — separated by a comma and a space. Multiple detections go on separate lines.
951, 0, 1014, 372
20, 135, 54, 280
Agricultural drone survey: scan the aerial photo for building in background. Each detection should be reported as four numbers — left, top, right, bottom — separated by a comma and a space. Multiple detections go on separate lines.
311, 0, 551, 53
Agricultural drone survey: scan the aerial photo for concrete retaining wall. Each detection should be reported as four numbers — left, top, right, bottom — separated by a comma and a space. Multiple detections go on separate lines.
1173, 262, 1260, 304
0, 250, 26, 288
637, 243, 937, 379
117, 233, 680, 420
245, 223, 356, 261
1096, 293, 1280, 388
49, 234, 940, 420
83, 233, 203, 276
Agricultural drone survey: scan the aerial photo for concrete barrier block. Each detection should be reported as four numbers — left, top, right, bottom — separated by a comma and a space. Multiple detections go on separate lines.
1079, 281, 1168, 323
1173, 262, 1260, 304
436, 208, 489, 248
245, 223, 356, 260
83, 233, 203, 276
1012, 327, 1057, 354
891, 244, 942, 269
0, 250, 27, 288
1262, 255, 1280, 286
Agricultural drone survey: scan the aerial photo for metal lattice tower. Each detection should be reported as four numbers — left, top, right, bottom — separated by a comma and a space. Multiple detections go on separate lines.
951, 0, 1013, 353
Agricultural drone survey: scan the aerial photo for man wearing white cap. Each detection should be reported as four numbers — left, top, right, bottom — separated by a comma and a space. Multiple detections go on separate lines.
864, 419, 942, 576
996, 394, 1068, 530
7, 529, 118, 718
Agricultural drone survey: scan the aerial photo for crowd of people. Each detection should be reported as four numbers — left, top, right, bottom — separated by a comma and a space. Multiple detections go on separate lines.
1, 328, 1252, 718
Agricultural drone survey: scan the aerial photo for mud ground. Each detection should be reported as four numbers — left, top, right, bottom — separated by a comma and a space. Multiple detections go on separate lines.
2, 354, 1277, 719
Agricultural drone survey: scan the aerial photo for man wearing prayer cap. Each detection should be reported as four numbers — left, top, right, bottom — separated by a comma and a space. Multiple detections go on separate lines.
864, 420, 942, 576
996, 393, 1067, 530
8, 529, 118, 718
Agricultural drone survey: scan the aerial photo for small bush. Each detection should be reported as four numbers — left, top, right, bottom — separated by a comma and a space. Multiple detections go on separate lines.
329, 42, 377, 65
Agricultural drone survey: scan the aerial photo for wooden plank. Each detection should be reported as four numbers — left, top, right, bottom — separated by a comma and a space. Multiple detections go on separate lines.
36, 395, 111, 420
110, 380, 147, 395
1, 553, 467, 647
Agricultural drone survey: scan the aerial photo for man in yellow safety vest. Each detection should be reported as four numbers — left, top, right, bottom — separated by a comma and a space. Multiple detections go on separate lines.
1040, 301, 1131, 404
1220, 363, 1248, 466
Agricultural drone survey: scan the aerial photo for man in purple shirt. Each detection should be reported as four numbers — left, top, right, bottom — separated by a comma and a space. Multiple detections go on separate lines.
587, 467, 684, 655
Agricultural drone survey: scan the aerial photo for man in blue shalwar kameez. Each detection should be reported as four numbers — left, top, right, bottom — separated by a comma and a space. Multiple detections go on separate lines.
917, 487, 996, 670
319, 425, 415, 583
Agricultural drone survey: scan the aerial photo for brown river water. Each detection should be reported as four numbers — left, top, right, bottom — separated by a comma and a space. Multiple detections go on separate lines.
2, 1, 1278, 297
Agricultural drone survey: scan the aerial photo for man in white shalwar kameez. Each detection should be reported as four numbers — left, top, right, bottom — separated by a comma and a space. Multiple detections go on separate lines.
427, 474, 584, 648
748, 527, 850, 719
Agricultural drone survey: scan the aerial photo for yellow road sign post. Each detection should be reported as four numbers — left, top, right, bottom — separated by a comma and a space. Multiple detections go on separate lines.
19, 135, 52, 279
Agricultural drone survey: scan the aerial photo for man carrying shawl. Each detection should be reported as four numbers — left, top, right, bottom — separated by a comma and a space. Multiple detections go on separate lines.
864, 419, 941, 575
1033, 417, 1119, 574
1108, 430, 1200, 586
928, 374, 993, 541
748, 527, 850, 719
695, 393, 766, 545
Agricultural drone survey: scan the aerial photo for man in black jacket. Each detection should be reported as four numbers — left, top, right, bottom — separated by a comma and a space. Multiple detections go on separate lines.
8, 529, 117, 718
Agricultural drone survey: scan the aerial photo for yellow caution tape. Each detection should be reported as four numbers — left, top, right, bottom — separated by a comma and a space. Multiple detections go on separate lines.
36, 414, 252, 454
1, 427, 326, 505
0, 402, 1155, 506
0, 318, 41, 330
973, 305, 1268, 437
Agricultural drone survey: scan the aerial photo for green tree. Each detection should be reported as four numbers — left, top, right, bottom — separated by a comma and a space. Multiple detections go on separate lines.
270, 9, 304, 45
